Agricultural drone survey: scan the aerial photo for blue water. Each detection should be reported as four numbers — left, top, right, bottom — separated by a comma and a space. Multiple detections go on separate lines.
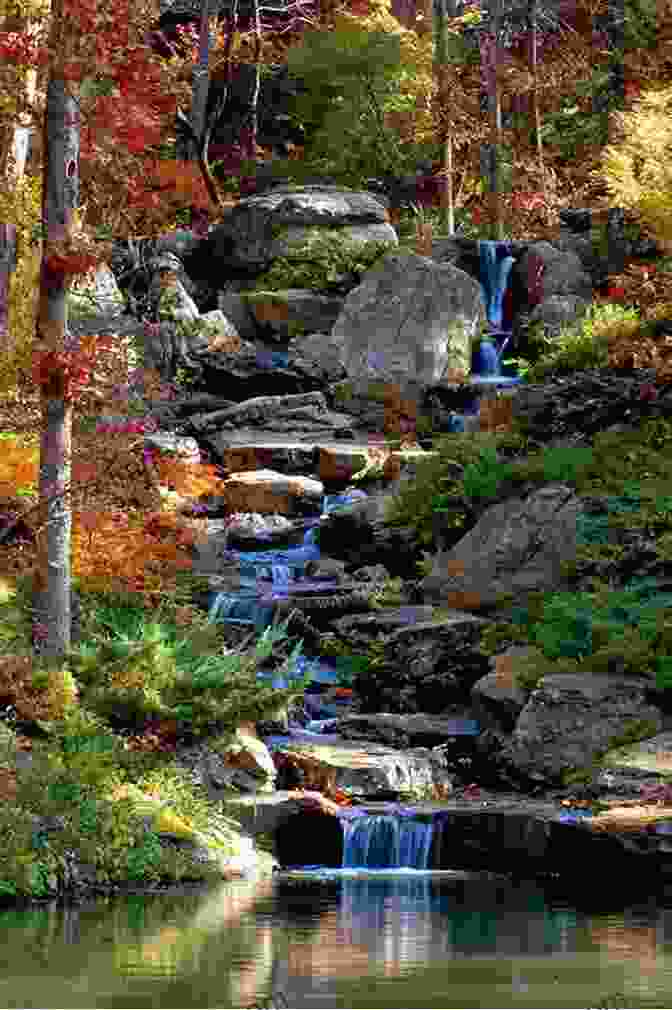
341, 813, 435, 871
479, 240, 515, 332
472, 239, 522, 388
206, 491, 372, 692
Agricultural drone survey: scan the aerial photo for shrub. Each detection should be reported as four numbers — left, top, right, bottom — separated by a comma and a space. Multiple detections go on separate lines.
66, 597, 310, 736
592, 82, 672, 254
479, 576, 672, 690
525, 301, 641, 382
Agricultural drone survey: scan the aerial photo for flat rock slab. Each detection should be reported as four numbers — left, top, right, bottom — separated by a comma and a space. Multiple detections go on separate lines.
213, 428, 392, 453
602, 731, 672, 775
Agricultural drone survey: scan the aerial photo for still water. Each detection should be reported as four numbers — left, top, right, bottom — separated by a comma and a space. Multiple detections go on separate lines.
3, 871, 672, 1008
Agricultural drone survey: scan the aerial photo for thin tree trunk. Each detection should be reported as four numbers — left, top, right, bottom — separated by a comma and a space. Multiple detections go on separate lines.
481, 0, 503, 240
528, 0, 546, 202
434, 0, 456, 236
247, 0, 262, 162
33, 0, 79, 665
0, 224, 16, 342
176, 0, 217, 230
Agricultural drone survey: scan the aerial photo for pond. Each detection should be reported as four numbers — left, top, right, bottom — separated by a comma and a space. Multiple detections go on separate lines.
2, 871, 672, 1008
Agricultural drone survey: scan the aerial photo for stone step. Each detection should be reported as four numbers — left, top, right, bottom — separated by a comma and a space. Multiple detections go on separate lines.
215, 433, 441, 484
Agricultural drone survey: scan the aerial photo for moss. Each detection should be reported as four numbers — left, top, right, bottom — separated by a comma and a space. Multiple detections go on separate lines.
250, 227, 396, 293
560, 765, 598, 787
605, 718, 661, 753
332, 380, 354, 404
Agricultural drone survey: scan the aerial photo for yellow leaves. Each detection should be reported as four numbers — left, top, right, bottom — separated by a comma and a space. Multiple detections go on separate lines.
594, 82, 672, 250
0, 436, 38, 500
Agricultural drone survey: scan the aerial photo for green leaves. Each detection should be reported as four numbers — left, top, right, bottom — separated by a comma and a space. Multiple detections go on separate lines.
126, 831, 162, 881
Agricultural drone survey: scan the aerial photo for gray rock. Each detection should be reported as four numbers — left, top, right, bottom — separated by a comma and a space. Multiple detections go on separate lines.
304, 557, 348, 583
419, 483, 585, 618
471, 646, 535, 733
217, 290, 259, 340
333, 251, 485, 408
206, 185, 393, 273
242, 289, 346, 342
271, 737, 454, 800
500, 673, 665, 787
289, 331, 348, 385
527, 294, 592, 342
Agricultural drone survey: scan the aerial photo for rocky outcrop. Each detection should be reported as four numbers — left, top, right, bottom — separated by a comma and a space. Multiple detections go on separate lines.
419, 483, 585, 619
242, 289, 345, 342
219, 469, 324, 516
204, 186, 397, 275
332, 251, 485, 409
348, 612, 492, 716
498, 673, 664, 789
270, 738, 454, 801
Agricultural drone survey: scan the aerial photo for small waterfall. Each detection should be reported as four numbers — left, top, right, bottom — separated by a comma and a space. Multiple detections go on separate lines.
474, 240, 519, 381
271, 564, 290, 596
342, 813, 434, 870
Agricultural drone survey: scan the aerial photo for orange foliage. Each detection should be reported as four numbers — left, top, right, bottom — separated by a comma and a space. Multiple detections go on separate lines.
0, 437, 39, 500
70, 508, 203, 598
0, 654, 79, 722
151, 455, 223, 498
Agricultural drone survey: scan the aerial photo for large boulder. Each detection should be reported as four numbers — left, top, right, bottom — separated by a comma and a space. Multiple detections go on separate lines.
316, 494, 425, 579
332, 251, 485, 416
514, 241, 593, 305
289, 331, 347, 386
510, 240, 593, 348
241, 289, 345, 342
349, 612, 492, 715
204, 185, 396, 275
419, 483, 585, 619
499, 673, 665, 788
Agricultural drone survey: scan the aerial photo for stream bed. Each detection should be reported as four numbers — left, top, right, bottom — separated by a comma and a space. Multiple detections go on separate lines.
2, 873, 672, 1008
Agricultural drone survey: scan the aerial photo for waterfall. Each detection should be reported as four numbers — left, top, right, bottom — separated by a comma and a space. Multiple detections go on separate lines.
271, 564, 290, 595
342, 813, 434, 870
478, 240, 515, 333
475, 240, 516, 379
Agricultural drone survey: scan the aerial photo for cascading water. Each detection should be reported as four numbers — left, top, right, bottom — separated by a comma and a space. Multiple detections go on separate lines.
473, 239, 519, 382
440, 239, 524, 434
341, 811, 434, 871
206, 493, 369, 700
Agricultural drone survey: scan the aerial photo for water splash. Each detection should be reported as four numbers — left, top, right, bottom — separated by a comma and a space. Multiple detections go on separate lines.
342, 813, 434, 870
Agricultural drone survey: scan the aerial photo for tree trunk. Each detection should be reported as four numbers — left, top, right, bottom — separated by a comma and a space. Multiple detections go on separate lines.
247, 0, 262, 162
527, 0, 546, 202
434, 0, 457, 236
176, 0, 216, 231
33, 0, 79, 666
481, 0, 504, 239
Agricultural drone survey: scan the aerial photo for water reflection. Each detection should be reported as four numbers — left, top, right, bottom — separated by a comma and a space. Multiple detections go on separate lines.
1, 873, 672, 1007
